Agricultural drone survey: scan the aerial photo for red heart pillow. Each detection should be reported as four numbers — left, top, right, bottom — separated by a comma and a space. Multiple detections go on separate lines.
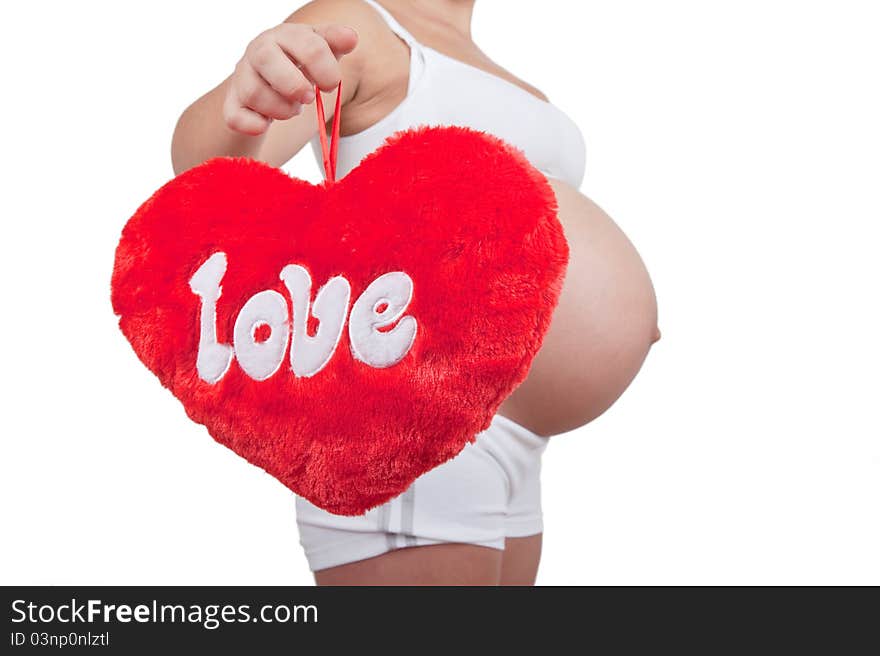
111, 126, 568, 515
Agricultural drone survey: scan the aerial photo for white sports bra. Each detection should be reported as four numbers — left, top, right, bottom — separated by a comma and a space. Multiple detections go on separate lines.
310, 0, 586, 188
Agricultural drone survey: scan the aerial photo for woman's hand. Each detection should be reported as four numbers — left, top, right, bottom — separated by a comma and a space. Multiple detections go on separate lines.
223, 23, 358, 135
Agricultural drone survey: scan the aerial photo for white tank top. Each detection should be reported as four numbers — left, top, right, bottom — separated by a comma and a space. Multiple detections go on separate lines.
310, 0, 586, 188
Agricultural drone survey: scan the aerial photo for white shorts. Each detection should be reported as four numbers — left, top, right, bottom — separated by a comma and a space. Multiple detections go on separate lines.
295, 413, 549, 572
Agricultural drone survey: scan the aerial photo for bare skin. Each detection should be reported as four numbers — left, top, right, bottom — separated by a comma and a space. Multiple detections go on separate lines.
315, 535, 541, 586
172, 0, 659, 585
497, 180, 659, 437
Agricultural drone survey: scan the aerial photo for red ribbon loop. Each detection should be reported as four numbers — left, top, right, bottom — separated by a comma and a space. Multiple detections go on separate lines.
315, 82, 343, 183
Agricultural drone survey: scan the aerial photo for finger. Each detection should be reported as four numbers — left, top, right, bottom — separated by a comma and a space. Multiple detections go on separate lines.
275, 26, 343, 91
235, 62, 303, 120
312, 24, 358, 57
249, 42, 314, 103
223, 93, 271, 135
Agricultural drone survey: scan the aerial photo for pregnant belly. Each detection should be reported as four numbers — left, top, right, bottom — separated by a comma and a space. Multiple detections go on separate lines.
497, 179, 659, 437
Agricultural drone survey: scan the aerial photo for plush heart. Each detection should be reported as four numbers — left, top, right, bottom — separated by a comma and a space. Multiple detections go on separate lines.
111, 126, 568, 515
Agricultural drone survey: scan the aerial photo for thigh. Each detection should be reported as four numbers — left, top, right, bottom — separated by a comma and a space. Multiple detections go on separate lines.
314, 543, 503, 586
500, 534, 543, 586
499, 179, 660, 436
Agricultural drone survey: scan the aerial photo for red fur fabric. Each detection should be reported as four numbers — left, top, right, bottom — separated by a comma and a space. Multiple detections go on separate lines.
111, 126, 568, 515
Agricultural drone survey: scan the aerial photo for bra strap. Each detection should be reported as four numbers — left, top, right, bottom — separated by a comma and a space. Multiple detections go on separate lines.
361, 0, 419, 48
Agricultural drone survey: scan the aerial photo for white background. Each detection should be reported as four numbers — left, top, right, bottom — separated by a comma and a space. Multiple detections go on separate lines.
1, 0, 878, 585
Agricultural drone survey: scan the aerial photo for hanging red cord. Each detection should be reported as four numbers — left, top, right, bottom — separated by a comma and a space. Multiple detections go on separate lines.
314, 82, 343, 183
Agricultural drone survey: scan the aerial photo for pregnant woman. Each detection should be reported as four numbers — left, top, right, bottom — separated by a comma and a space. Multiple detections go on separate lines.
172, 0, 660, 585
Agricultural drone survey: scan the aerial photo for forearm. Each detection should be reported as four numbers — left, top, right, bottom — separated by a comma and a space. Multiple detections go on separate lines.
171, 77, 267, 175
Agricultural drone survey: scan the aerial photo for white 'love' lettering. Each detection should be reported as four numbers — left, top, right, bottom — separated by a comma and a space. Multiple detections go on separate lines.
189, 252, 417, 384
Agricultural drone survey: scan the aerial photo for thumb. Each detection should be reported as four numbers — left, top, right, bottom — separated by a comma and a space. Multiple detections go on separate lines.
313, 24, 359, 58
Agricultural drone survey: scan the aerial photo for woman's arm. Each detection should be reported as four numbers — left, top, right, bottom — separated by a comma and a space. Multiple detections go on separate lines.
171, 0, 381, 174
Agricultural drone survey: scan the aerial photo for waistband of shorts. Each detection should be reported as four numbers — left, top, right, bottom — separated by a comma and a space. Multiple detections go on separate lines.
491, 413, 548, 447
